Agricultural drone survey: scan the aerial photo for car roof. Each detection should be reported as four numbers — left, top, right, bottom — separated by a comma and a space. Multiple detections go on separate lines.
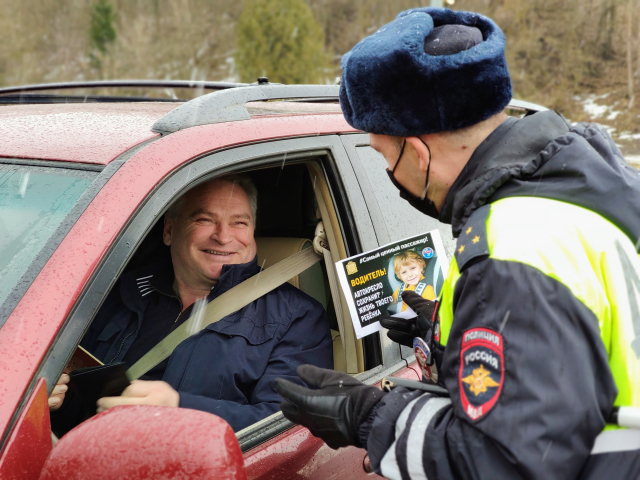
0, 99, 345, 166
0, 103, 177, 165
0, 81, 545, 168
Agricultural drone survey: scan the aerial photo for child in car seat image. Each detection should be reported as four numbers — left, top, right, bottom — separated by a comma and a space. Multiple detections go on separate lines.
391, 251, 436, 312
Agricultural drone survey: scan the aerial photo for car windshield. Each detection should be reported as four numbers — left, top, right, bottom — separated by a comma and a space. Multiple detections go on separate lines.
0, 163, 96, 309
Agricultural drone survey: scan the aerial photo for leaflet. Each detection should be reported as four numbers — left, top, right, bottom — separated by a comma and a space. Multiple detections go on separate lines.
336, 230, 449, 339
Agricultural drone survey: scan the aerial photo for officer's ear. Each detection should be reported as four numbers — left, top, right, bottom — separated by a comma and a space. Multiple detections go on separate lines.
405, 136, 431, 172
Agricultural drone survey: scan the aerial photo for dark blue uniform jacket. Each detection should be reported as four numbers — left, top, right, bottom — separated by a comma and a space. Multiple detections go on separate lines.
55, 256, 333, 433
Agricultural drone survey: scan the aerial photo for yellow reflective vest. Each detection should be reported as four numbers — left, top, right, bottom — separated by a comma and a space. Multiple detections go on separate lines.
439, 197, 640, 426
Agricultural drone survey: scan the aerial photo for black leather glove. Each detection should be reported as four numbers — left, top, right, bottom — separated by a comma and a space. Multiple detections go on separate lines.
274, 365, 385, 449
379, 290, 437, 348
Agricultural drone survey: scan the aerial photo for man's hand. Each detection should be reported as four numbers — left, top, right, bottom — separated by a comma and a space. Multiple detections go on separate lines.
48, 374, 70, 411
275, 365, 385, 450
96, 380, 179, 413
379, 291, 436, 347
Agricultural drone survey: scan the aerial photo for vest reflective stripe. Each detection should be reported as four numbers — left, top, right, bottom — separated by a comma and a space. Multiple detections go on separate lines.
438, 257, 460, 347
591, 429, 640, 454
439, 197, 640, 414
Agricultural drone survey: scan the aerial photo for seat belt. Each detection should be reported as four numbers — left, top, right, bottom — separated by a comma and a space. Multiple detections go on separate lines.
126, 247, 322, 380
313, 222, 346, 351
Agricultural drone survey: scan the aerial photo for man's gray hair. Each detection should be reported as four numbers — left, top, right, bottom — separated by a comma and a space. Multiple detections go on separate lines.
166, 174, 258, 223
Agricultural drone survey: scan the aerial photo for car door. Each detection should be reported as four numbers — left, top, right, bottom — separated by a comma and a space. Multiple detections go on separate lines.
31, 128, 424, 476
0, 108, 425, 478
12, 133, 345, 475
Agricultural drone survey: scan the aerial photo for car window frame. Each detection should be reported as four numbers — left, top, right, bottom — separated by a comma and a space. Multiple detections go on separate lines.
32, 133, 423, 455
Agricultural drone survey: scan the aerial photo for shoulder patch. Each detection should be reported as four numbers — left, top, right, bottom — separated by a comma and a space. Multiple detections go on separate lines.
459, 327, 504, 421
454, 205, 490, 271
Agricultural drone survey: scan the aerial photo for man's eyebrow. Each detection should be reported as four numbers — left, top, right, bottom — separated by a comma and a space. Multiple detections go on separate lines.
188, 209, 252, 221
188, 208, 214, 218
230, 213, 252, 221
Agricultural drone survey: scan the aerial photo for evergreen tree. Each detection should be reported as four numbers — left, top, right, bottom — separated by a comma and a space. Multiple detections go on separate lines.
235, 0, 329, 84
89, 0, 116, 75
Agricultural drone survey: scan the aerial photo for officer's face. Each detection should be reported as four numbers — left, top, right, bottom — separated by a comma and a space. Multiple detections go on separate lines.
163, 180, 257, 288
369, 133, 427, 199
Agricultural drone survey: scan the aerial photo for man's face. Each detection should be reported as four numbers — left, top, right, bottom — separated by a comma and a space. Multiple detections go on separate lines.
163, 180, 257, 288
369, 133, 426, 200
398, 261, 423, 286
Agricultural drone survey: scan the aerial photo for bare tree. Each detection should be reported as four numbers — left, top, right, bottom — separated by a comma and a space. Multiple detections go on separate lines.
627, 0, 634, 106
596, 0, 617, 60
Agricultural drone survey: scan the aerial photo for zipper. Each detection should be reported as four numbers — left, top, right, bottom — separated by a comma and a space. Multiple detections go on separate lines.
154, 287, 184, 322
109, 286, 183, 364
108, 329, 136, 365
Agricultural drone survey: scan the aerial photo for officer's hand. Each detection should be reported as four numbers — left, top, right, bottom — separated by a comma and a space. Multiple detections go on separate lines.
379, 291, 436, 347
275, 365, 385, 449
48, 374, 70, 411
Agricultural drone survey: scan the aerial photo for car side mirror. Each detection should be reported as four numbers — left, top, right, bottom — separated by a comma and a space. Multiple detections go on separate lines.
40, 405, 247, 480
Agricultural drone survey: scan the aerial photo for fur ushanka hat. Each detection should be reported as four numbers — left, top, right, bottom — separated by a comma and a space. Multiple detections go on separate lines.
339, 8, 512, 137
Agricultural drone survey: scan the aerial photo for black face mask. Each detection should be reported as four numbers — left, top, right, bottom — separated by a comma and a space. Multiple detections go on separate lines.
386, 139, 440, 219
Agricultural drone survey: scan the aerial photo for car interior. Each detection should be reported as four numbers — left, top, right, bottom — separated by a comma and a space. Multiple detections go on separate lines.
110, 159, 364, 375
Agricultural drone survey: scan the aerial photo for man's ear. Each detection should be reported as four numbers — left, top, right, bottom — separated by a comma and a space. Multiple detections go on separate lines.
405, 136, 431, 171
163, 216, 173, 246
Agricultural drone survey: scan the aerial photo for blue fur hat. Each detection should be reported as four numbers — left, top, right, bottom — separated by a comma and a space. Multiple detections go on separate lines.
339, 8, 512, 136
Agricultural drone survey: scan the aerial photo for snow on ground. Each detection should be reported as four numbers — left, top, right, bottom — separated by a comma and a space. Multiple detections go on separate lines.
580, 93, 611, 118
578, 93, 625, 123
618, 132, 640, 141
575, 94, 640, 162
607, 110, 621, 120
626, 155, 640, 167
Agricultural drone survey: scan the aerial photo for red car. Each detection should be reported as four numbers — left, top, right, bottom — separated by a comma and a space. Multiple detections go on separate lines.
0, 81, 541, 479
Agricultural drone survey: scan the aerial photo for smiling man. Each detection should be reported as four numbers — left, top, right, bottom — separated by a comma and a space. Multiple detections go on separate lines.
50, 174, 333, 435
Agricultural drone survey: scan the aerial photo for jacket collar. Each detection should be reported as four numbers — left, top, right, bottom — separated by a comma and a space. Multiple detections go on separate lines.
439, 116, 517, 227
119, 255, 261, 313
440, 110, 570, 237
207, 256, 261, 302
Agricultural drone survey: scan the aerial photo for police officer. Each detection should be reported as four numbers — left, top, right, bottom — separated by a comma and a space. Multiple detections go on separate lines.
275, 7, 640, 479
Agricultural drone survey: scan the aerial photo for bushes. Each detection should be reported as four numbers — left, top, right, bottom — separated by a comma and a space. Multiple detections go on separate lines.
235, 0, 329, 84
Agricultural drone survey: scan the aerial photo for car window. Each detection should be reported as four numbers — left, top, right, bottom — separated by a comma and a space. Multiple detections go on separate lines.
0, 164, 95, 308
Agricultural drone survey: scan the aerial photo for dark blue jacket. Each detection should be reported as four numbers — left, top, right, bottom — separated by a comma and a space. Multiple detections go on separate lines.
65, 256, 333, 432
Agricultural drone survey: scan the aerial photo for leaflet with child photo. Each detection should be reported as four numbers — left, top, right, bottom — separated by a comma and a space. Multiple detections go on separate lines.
336, 230, 449, 339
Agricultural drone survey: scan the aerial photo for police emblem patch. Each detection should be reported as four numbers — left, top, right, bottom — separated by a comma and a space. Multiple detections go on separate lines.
459, 328, 504, 421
